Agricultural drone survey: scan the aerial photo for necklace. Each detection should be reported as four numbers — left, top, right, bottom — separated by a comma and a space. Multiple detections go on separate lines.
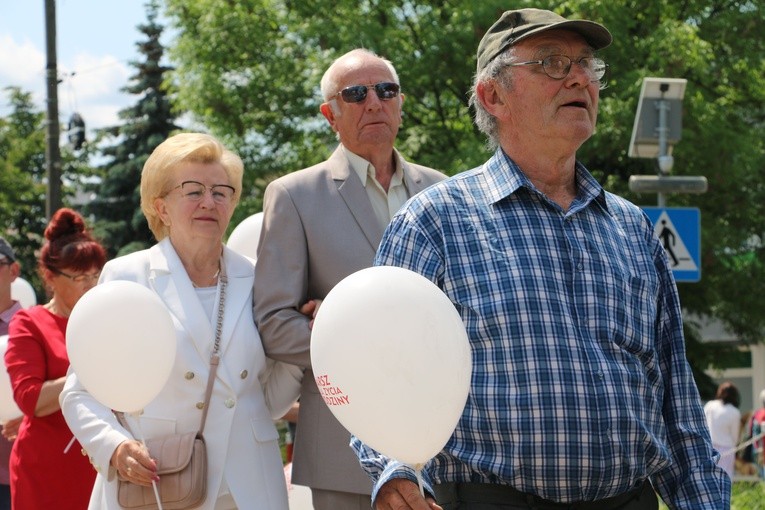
191, 267, 220, 288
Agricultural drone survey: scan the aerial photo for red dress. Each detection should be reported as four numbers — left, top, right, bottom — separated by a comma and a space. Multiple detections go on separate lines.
5, 306, 96, 510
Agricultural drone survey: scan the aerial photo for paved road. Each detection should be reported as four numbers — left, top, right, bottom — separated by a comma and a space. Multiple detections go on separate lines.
285, 463, 314, 510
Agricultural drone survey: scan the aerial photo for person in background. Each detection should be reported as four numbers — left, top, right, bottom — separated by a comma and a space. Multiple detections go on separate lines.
5, 208, 106, 510
704, 382, 741, 480
746, 388, 765, 477
352, 8, 730, 510
60, 132, 302, 510
0, 237, 23, 510
254, 48, 446, 510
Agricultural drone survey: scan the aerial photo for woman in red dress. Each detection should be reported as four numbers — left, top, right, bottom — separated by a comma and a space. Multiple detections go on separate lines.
5, 208, 106, 509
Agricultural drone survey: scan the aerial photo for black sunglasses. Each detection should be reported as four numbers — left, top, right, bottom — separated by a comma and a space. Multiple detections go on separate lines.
336, 82, 400, 103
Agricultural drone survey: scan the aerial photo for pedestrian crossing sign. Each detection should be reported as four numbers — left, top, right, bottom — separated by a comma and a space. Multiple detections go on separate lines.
641, 207, 701, 282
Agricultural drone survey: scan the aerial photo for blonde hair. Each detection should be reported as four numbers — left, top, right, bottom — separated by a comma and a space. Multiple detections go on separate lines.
140, 133, 244, 240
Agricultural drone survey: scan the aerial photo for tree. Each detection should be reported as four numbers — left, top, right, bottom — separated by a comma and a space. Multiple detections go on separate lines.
0, 87, 98, 300
162, 0, 764, 393
85, 0, 179, 257
0, 88, 48, 294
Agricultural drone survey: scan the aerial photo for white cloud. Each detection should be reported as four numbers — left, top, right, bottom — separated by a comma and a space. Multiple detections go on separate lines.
59, 54, 133, 129
0, 34, 47, 107
0, 35, 133, 132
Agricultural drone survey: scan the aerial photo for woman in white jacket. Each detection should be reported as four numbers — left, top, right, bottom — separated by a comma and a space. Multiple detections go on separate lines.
60, 133, 302, 510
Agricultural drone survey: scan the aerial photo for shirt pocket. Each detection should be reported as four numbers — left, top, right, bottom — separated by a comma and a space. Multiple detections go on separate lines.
610, 275, 658, 357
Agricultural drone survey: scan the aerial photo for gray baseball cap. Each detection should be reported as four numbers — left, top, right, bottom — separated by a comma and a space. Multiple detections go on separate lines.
0, 237, 15, 262
476, 8, 612, 73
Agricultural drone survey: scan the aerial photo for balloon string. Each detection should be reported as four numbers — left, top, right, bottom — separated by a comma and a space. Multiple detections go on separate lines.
131, 411, 164, 510
63, 435, 76, 454
414, 463, 425, 497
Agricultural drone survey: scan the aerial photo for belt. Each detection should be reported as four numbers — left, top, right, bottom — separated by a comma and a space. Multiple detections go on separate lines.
433, 480, 651, 510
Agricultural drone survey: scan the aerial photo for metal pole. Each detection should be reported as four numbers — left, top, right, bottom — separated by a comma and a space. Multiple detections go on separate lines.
44, 0, 62, 219
655, 83, 671, 208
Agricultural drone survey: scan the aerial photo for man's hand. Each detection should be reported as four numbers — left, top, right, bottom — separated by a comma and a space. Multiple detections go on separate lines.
375, 478, 442, 510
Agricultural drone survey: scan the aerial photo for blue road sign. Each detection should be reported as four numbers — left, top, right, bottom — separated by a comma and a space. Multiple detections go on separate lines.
642, 207, 701, 282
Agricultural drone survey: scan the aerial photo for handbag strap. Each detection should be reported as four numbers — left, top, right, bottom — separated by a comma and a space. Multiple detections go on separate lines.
198, 256, 226, 435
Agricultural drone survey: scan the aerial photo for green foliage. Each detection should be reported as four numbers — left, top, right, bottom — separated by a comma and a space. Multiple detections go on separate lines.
0, 87, 99, 299
659, 481, 765, 509
164, 0, 518, 227
0, 88, 51, 298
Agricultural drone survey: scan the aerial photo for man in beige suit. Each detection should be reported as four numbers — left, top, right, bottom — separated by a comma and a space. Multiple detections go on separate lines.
254, 48, 446, 510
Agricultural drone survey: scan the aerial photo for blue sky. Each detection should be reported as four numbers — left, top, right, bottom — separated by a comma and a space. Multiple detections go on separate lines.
0, 1, 157, 133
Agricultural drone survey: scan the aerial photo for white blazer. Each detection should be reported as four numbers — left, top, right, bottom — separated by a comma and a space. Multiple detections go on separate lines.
60, 238, 302, 510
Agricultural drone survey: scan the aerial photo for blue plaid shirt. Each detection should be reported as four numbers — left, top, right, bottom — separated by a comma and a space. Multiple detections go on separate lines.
351, 150, 730, 508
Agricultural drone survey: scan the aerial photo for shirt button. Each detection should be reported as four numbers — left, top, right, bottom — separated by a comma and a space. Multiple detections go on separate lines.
240, 370, 248, 379
185, 371, 195, 380
225, 398, 235, 408
196, 402, 205, 410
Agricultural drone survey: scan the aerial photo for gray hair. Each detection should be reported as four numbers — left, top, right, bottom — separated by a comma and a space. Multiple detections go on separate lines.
468, 49, 518, 151
320, 48, 400, 103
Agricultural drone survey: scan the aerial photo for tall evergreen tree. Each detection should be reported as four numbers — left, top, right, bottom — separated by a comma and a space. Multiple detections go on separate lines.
86, 0, 179, 257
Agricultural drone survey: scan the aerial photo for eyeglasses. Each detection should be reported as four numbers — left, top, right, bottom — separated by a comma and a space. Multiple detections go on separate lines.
0, 259, 12, 267
335, 82, 401, 103
52, 268, 101, 283
170, 181, 236, 204
507, 55, 608, 87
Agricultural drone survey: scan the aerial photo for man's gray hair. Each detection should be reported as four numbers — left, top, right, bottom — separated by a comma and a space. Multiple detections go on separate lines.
468, 49, 517, 151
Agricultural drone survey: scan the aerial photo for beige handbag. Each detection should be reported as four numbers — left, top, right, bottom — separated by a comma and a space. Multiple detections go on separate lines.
117, 432, 207, 509
117, 264, 227, 510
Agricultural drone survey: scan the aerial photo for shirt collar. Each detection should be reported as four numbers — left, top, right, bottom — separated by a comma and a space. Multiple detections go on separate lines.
482, 148, 607, 211
342, 145, 404, 187
0, 301, 22, 327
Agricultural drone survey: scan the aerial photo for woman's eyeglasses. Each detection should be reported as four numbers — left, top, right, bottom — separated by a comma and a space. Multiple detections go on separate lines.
52, 268, 101, 283
335, 82, 401, 103
170, 181, 236, 204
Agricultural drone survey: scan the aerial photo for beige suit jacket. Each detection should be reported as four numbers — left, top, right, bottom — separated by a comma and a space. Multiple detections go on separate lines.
254, 146, 446, 494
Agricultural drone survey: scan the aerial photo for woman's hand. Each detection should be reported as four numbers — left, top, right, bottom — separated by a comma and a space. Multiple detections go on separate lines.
1, 416, 22, 441
299, 299, 322, 329
111, 439, 159, 486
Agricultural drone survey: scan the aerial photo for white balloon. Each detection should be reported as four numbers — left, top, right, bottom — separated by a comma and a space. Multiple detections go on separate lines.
227, 212, 263, 261
0, 335, 22, 421
66, 281, 177, 413
310, 266, 472, 466
11, 278, 37, 308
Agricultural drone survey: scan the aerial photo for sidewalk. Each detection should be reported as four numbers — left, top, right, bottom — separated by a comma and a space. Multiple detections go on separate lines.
285, 463, 314, 510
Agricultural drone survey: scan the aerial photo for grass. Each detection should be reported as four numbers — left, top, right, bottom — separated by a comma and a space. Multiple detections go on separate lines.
658, 481, 764, 510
